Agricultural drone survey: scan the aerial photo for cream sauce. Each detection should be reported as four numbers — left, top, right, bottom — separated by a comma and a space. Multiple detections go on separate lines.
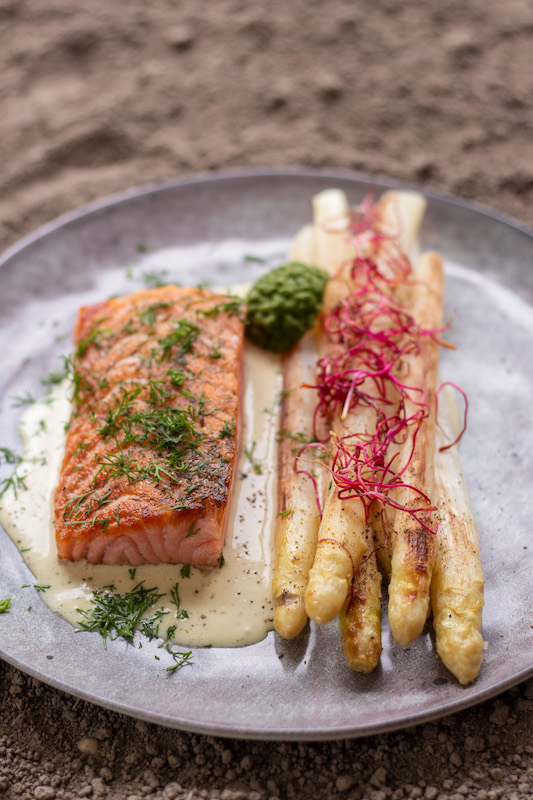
0, 344, 281, 649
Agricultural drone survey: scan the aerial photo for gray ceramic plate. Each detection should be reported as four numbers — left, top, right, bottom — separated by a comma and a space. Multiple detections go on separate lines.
0, 169, 532, 741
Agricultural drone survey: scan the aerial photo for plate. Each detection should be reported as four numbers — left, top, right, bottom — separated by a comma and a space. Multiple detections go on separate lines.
1, 168, 532, 741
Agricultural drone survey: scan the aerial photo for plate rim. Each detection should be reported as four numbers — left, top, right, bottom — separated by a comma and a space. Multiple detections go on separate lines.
1, 167, 532, 270
0, 640, 532, 742
1, 166, 532, 741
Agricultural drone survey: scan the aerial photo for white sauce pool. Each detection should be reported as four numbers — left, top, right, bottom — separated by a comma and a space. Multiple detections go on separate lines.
0, 344, 281, 649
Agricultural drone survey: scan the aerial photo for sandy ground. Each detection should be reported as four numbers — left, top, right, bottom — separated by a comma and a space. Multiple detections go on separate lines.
1, 1, 533, 798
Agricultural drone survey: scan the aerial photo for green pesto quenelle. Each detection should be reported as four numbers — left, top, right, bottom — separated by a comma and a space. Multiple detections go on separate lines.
245, 262, 329, 353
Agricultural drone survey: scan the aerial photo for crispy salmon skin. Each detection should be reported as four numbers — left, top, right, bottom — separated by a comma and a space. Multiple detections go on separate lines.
54, 286, 244, 567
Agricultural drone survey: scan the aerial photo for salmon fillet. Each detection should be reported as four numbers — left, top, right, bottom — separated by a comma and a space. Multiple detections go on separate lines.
54, 285, 244, 567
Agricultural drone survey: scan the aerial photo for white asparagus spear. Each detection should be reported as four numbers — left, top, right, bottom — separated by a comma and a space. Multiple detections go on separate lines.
431, 386, 484, 684
379, 191, 427, 258
339, 543, 382, 673
387, 252, 444, 647
305, 189, 428, 626
273, 225, 323, 639
304, 189, 368, 624
338, 192, 428, 666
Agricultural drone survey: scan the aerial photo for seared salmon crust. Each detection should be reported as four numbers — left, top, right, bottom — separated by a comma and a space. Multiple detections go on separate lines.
54, 286, 244, 567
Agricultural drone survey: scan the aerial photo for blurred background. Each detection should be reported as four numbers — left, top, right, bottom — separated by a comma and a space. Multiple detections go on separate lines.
0, 0, 531, 254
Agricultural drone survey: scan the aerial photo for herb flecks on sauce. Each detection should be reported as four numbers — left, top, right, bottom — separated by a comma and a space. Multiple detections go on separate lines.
0, 447, 27, 500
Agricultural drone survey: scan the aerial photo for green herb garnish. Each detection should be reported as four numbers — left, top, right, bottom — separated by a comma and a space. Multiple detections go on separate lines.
0, 455, 27, 499
141, 269, 168, 288
10, 392, 35, 408
245, 261, 328, 353
169, 582, 189, 619
76, 582, 164, 646
219, 421, 235, 439
185, 523, 200, 538
244, 441, 263, 475
157, 319, 200, 362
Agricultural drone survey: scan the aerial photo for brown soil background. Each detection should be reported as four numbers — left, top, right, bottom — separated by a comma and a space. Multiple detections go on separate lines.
1, 1, 532, 799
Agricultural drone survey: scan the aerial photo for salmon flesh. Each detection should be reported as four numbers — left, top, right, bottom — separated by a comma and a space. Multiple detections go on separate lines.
54, 286, 244, 567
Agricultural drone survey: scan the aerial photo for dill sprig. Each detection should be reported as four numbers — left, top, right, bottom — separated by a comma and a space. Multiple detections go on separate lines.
41, 365, 70, 386
76, 582, 164, 646
276, 428, 313, 445
244, 441, 263, 475
10, 391, 35, 408
0, 448, 27, 500
157, 319, 200, 362
76, 326, 110, 358
169, 582, 189, 620
138, 301, 172, 327
0, 446, 17, 466
142, 269, 169, 288
219, 421, 235, 439
140, 608, 169, 640
125, 406, 204, 468
196, 296, 245, 321
166, 368, 186, 387
158, 626, 193, 673
76, 583, 193, 674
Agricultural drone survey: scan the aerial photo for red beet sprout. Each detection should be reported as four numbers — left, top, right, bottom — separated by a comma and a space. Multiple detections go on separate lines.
294, 199, 468, 540
435, 382, 469, 452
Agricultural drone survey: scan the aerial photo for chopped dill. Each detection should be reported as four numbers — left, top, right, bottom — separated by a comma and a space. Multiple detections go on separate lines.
219, 421, 235, 439
275, 388, 296, 405
95, 450, 138, 484
169, 582, 189, 620
0, 460, 27, 500
62, 489, 97, 520
142, 269, 169, 289
147, 379, 171, 406
0, 446, 17, 466
159, 626, 193, 672
77, 584, 193, 673
10, 392, 35, 408
209, 340, 222, 359
196, 297, 244, 321
157, 319, 200, 362
41, 366, 69, 386
167, 368, 186, 387
97, 385, 143, 440
76, 326, 109, 358
128, 568, 136, 581
180, 564, 191, 578
21, 584, 50, 592
276, 428, 313, 445
244, 441, 263, 475
140, 607, 169, 640
139, 301, 172, 328
76, 582, 164, 646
